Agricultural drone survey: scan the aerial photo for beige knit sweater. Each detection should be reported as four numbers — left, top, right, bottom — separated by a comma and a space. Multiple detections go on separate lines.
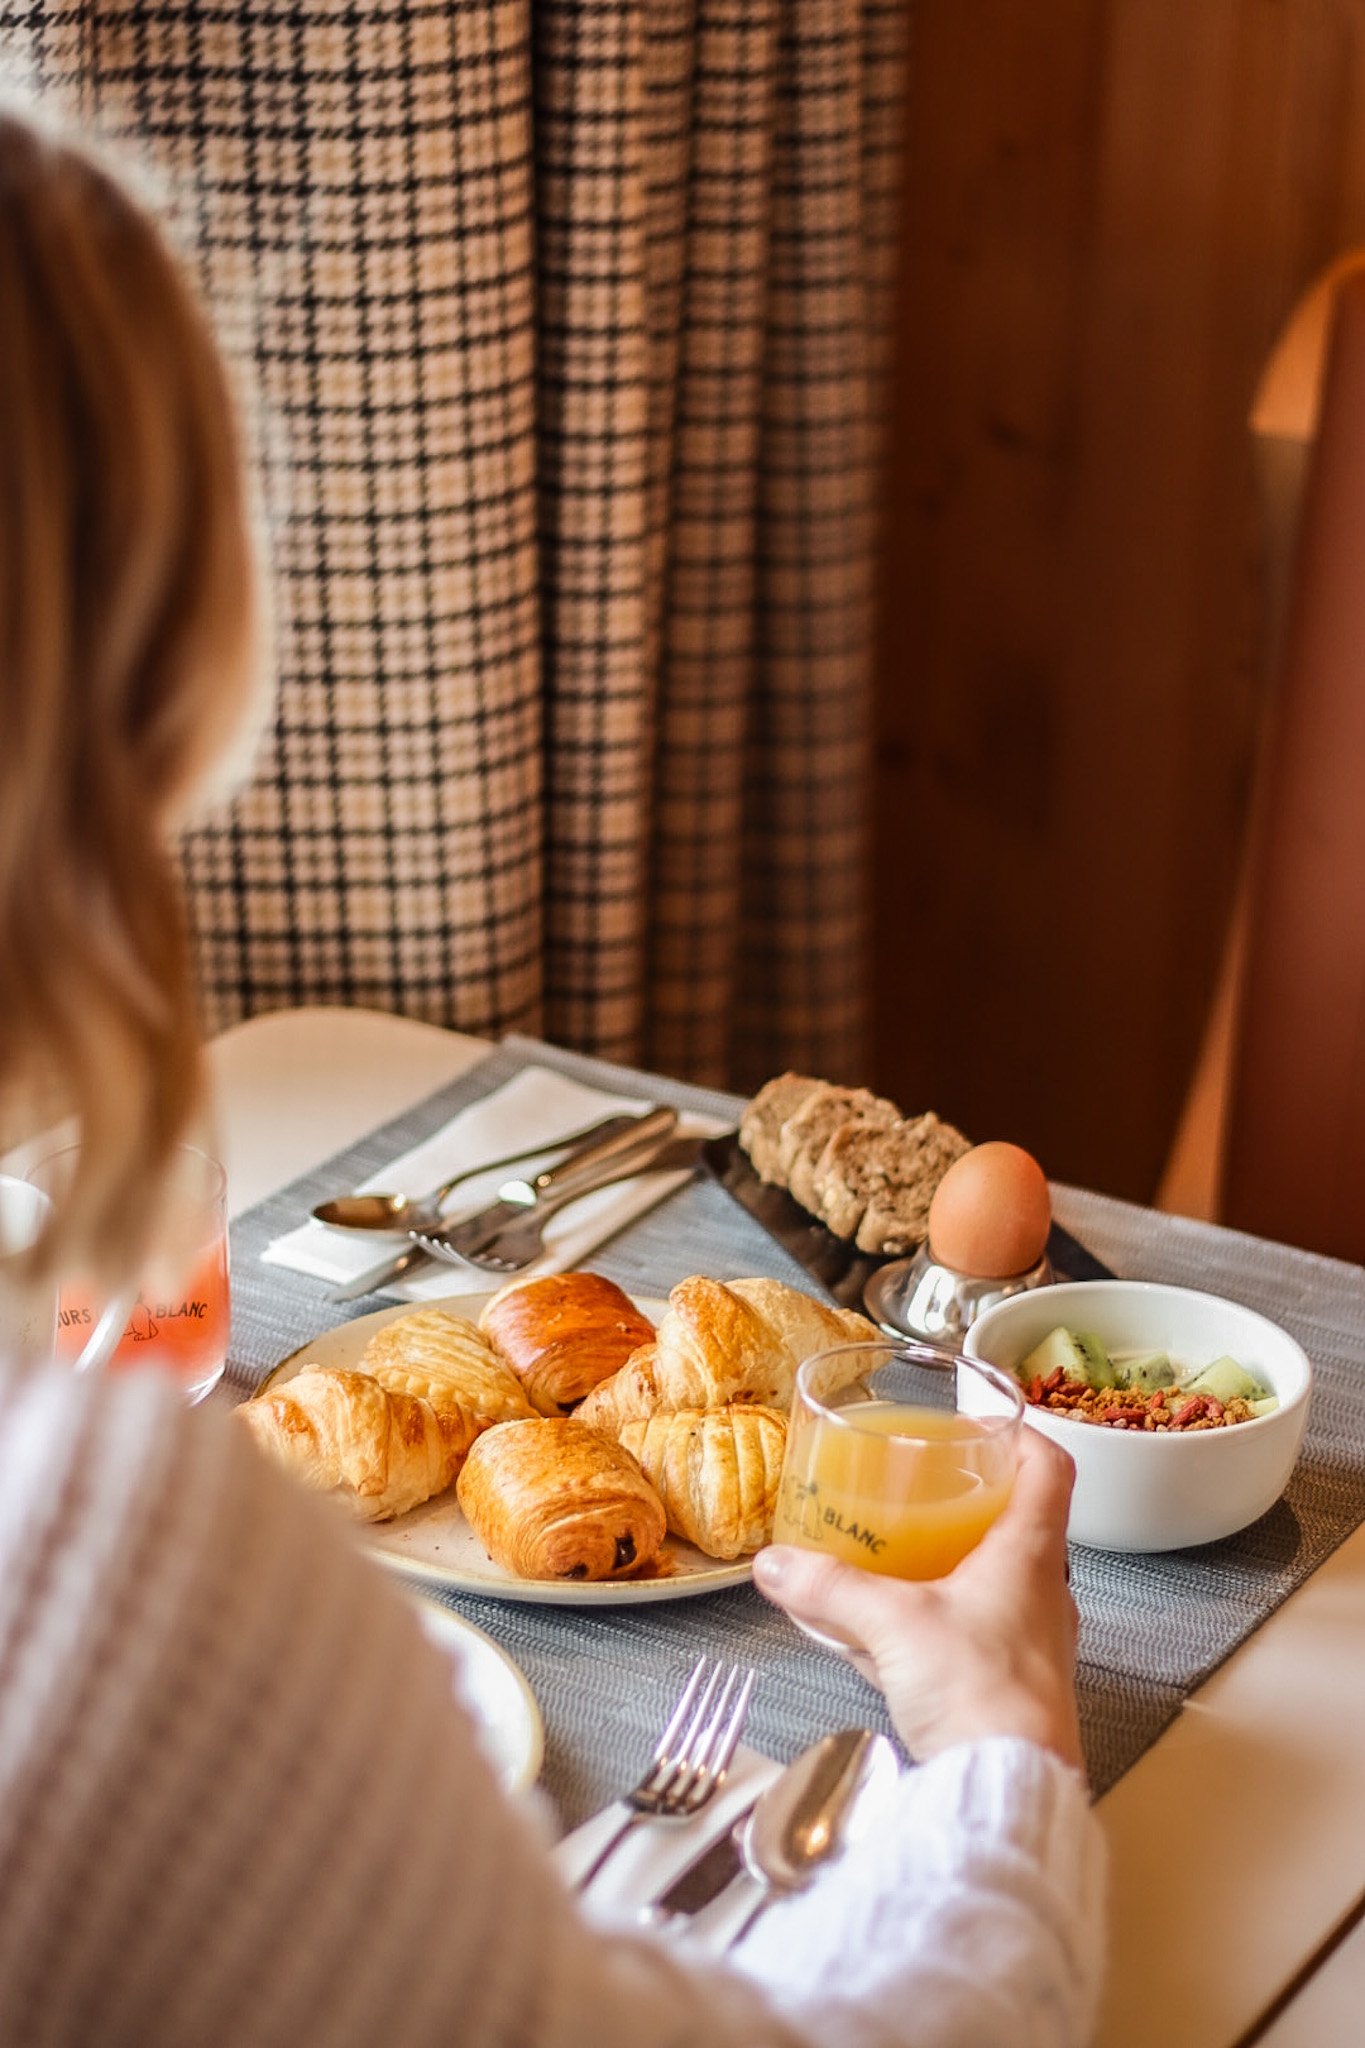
0, 1363, 1105, 2046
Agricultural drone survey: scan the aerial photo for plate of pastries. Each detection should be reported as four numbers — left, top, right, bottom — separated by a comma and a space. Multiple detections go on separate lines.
239, 1269, 879, 1603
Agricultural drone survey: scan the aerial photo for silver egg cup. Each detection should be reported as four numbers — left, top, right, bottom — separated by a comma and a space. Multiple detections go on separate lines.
863, 1244, 1055, 1351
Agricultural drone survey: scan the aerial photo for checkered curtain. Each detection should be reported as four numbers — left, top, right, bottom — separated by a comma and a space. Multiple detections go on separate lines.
2, 0, 905, 1093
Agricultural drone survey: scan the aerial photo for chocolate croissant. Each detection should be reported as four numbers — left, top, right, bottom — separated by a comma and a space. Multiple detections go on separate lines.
479, 1272, 656, 1413
455, 1417, 667, 1581
618, 1406, 787, 1558
237, 1366, 457, 1521
361, 1307, 535, 1461
577, 1275, 877, 1432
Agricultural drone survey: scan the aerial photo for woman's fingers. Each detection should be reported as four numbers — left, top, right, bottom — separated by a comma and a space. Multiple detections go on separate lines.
754, 1429, 1075, 1643
752, 1544, 939, 1675
753, 1425, 1085, 1771
968, 1428, 1075, 1577
753, 1542, 901, 1638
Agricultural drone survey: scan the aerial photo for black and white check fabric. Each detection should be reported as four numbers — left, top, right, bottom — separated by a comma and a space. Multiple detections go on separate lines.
1, 0, 906, 1093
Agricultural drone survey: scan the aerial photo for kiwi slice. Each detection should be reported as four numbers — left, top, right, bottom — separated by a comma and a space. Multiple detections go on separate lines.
1020, 1326, 1115, 1390
1115, 1350, 1175, 1394
1186, 1355, 1270, 1405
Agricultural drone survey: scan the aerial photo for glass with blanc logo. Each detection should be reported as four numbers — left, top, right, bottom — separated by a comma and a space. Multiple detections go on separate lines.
771, 1341, 1025, 1605
28, 1142, 230, 1404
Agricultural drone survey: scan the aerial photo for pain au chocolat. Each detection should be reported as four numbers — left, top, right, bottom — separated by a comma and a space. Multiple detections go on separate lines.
455, 1417, 667, 1581
478, 1272, 656, 1414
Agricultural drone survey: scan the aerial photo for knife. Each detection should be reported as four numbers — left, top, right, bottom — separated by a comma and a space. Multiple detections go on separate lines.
424, 1115, 691, 1268
327, 1238, 439, 1303
327, 1105, 680, 1302
648, 1819, 748, 1920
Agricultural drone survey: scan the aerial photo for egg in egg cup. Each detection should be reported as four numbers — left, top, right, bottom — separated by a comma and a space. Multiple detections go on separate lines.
863, 1142, 1056, 1350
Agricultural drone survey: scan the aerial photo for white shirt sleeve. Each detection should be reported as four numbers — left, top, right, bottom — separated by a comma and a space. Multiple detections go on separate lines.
0, 1364, 1105, 2048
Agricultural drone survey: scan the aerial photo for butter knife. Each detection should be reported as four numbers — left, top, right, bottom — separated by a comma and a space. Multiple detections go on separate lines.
648, 1821, 748, 1920
648, 1729, 897, 1944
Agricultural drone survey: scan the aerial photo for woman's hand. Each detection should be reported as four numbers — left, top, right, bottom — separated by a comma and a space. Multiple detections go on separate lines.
752, 1428, 1084, 1774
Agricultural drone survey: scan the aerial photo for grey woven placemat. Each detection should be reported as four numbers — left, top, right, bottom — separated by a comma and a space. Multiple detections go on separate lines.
221, 1034, 1365, 1823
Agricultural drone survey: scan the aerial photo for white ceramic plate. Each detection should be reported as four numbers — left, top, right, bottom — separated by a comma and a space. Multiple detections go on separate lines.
260, 1293, 754, 1604
411, 1594, 543, 1792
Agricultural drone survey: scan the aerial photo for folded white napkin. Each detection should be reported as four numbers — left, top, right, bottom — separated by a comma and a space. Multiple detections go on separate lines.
553, 1735, 901, 1955
262, 1065, 729, 1299
552, 1744, 782, 1926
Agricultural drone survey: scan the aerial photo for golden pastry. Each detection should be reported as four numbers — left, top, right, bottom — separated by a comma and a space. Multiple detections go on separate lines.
237, 1366, 456, 1521
576, 1344, 663, 1434
578, 1275, 877, 1431
479, 1272, 656, 1413
362, 1306, 536, 1458
618, 1406, 786, 1558
724, 1277, 878, 1373
455, 1417, 667, 1581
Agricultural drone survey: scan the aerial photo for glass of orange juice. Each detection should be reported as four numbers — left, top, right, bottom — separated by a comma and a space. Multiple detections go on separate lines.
771, 1341, 1025, 1640
28, 1143, 230, 1404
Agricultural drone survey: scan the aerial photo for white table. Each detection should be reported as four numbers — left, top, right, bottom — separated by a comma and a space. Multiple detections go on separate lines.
206, 1006, 1365, 2048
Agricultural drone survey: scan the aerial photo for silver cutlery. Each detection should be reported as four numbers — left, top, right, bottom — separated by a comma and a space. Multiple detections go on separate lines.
647, 1727, 898, 1943
411, 1117, 696, 1276
646, 1815, 758, 1920
326, 1107, 676, 1302
327, 1237, 443, 1303
574, 1656, 758, 1894
311, 1110, 650, 1234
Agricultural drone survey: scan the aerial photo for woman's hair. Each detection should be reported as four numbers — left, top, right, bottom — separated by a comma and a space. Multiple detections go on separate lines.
0, 105, 259, 1289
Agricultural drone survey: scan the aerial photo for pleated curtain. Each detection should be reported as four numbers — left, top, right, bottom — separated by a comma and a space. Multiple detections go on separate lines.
1, 0, 905, 1093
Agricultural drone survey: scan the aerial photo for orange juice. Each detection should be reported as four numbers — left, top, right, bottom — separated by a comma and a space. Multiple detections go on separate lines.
772, 1402, 1015, 1580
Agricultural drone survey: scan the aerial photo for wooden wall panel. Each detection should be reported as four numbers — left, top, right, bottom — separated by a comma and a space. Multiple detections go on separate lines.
873, 0, 1365, 1200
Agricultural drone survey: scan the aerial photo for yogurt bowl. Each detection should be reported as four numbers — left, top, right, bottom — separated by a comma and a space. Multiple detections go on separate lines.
962, 1280, 1312, 1551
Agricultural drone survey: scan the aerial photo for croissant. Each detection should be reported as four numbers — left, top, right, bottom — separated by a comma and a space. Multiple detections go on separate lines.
577, 1276, 878, 1432
725, 1277, 878, 1370
237, 1366, 457, 1521
455, 1417, 667, 1581
478, 1273, 657, 1413
618, 1406, 787, 1558
360, 1306, 536, 1466
576, 1346, 663, 1433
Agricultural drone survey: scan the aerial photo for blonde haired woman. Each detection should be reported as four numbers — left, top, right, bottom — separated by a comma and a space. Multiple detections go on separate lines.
0, 101, 258, 1301
0, 104, 1104, 2047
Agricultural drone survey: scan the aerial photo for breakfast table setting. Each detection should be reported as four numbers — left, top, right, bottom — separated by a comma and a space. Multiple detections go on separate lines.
204, 1005, 1365, 2048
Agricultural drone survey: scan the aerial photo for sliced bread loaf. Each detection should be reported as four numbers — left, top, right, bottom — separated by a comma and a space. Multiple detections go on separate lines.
779, 1083, 902, 1214
738, 1071, 823, 1183
851, 1112, 972, 1254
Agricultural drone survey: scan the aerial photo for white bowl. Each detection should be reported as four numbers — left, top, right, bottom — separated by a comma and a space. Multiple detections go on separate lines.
962, 1280, 1312, 1551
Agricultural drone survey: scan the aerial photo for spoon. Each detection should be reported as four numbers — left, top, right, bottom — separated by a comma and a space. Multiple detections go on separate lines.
653, 1727, 897, 1945
737, 1726, 897, 1915
310, 1112, 652, 1233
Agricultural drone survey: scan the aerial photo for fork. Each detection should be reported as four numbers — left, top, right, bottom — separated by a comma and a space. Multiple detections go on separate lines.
412, 1127, 699, 1275
573, 1656, 758, 1893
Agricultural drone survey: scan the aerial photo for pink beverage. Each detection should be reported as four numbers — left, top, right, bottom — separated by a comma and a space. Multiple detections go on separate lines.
55, 1237, 230, 1400
37, 1144, 230, 1403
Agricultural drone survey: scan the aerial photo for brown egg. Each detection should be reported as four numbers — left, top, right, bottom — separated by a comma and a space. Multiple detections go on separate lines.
927, 1142, 1052, 1279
